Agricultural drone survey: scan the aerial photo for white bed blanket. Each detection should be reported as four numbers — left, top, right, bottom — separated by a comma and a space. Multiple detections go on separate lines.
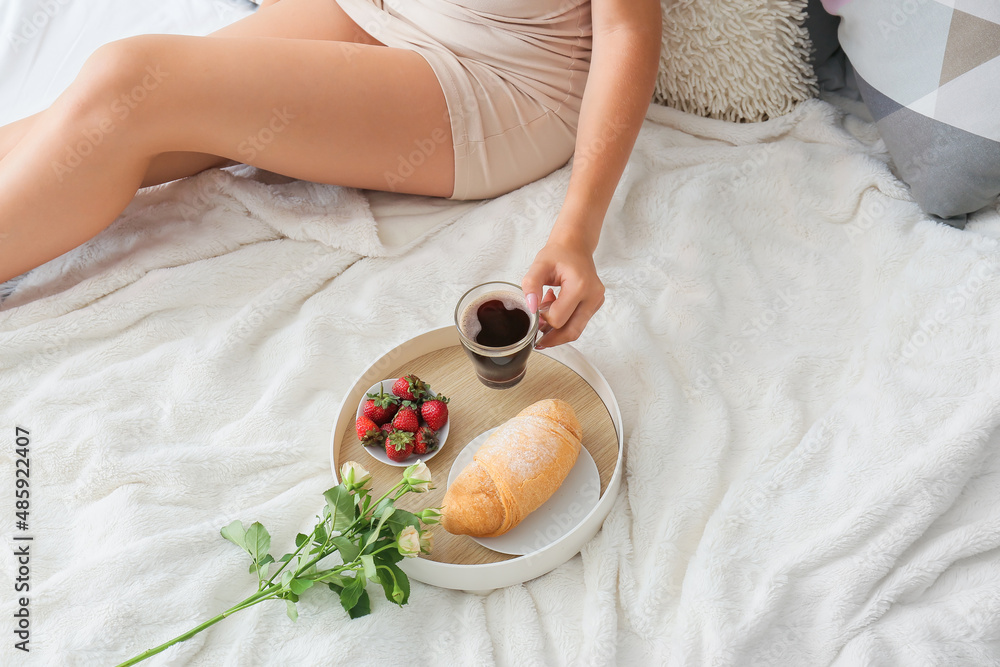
4, 6, 1000, 665
3, 98, 1000, 665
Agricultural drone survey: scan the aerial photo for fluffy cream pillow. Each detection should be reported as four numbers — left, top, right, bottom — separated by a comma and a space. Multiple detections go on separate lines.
655, 0, 818, 122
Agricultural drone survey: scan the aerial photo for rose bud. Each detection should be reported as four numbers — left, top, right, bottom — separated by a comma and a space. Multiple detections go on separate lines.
419, 530, 433, 555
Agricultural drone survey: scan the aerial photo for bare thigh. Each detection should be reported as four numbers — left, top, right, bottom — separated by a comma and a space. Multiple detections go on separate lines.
141, 0, 399, 188
60, 29, 454, 196
1, 0, 428, 190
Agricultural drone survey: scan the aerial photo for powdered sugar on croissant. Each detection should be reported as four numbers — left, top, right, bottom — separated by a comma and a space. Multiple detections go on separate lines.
441, 399, 582, 538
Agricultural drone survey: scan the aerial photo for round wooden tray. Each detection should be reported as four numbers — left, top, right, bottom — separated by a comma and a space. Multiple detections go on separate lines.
330, 327, 623, 591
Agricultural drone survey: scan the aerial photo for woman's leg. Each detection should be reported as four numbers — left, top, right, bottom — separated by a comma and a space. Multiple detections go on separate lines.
0, 114, 39, 159
0, 112, 235, 185
0, 31, 454, 284
0, 0, 386, 187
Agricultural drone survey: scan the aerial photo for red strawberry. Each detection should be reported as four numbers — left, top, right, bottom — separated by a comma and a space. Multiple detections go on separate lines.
421, 394, 450, 431
380, 422, 394, 437
392, 404, 420, 433
385, 430, 415, 462
363, 386, 399, 425
391, 374, 428, 402
355, 415, 383, 447
414, 426, 438, 455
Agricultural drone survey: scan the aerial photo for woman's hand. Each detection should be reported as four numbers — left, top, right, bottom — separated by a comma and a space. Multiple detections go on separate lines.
521, 233, 605, 350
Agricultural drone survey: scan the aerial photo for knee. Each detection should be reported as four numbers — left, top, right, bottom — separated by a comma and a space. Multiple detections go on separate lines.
56, 35, 174, 127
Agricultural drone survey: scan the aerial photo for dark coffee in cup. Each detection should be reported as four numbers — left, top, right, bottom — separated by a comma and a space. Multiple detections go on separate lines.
465, 296, 531, 347
455, 285, 538, 389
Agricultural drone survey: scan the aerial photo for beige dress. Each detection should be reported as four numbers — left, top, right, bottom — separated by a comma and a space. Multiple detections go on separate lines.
334, 0, 593, 200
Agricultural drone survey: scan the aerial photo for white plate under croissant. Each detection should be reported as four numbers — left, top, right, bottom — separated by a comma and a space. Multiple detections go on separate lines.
447, 426, 600, 555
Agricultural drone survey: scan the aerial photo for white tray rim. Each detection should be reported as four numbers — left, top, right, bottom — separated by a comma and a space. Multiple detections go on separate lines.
329, 326, 624, 592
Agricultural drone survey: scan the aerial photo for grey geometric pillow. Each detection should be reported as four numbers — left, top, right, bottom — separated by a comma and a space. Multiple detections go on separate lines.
822, 0, 1000, 226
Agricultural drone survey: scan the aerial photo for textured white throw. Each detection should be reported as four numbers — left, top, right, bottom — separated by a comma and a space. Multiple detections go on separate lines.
3, 96, 1000, 665
655, 0, 818, 122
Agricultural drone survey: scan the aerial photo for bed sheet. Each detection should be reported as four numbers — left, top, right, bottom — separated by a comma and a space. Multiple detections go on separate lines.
4, 2, 1000, 666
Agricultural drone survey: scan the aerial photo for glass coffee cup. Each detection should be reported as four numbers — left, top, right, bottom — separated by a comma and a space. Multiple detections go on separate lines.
455, 281, 540, 389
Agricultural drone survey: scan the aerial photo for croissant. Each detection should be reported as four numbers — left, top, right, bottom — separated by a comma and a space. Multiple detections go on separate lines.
441, 398, 583, 538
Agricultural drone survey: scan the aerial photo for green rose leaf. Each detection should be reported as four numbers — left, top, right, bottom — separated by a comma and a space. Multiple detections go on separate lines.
324, 484, 357, 533
386, 510, 421, 536
331, 536, 360, 564
295, 533, 309, 548
323, 571, 348, 589
285, 599, 298, 622
289, 577, 314, 596
346, 589, 371, 619
339, 575, 366, 613
359, 529, 381, 555
372, 497, 394, 519
374, 545, 404, 566
244, 522, 271, 563
365, 507, 395, 551
220, 520, 247, 552
360, 554, 377, 581
314, 523, 328, 546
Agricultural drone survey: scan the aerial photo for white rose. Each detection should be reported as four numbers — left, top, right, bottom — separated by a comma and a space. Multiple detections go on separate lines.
396, 525, 421, 558
404, 460, 432, 493
341, 461, 372, 489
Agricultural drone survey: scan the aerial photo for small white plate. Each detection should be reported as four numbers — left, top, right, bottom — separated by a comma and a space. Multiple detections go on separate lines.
446, 427, 600, 555
355, 379, 450, 467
